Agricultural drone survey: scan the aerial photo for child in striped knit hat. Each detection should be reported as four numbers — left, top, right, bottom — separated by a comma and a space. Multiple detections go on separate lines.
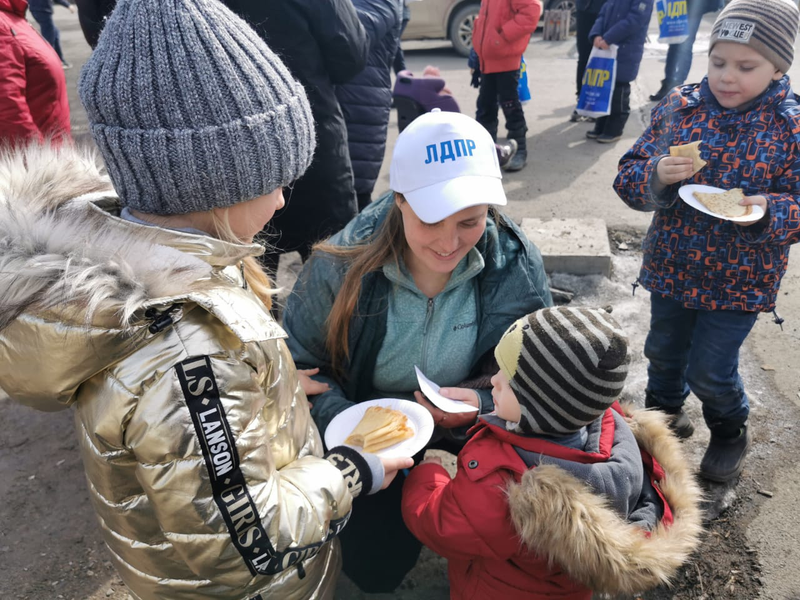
402, 307, 702, 600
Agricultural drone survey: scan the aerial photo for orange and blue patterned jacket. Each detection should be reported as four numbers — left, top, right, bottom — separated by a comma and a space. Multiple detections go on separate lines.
614, 76, 800, 312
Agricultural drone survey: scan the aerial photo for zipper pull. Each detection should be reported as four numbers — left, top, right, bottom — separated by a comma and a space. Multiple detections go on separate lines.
772, 308, 784, 331
631, 278, 640, 297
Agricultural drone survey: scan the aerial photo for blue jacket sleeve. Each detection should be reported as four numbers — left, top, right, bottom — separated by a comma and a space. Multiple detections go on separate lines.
614, 92, 683, 212
588, 1, 610, 39
599, 0, 651, 45
356, 0, 400, 53
468, 47, 480, 70
283, 254, 356, 440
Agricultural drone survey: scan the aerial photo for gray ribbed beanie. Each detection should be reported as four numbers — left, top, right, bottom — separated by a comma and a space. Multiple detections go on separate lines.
78, 0, 316, 215
494, 307, 629, 436
710, 0, 800, 74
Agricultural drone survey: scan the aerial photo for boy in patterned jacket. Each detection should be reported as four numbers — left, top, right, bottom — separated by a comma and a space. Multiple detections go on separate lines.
614, 0, 800, 483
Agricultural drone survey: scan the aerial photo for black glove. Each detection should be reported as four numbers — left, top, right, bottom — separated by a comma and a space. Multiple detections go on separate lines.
470, 68, 481, 88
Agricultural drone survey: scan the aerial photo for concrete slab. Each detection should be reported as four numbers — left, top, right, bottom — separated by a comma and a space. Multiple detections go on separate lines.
521, 217, 611, 277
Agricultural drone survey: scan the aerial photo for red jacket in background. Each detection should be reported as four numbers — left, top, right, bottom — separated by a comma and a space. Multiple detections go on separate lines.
402, 405, 703, 600
0, 0, 71, 145
472, 0, 541, 74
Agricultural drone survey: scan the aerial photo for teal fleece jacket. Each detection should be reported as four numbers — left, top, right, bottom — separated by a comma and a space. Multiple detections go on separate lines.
283, 192, 553, 440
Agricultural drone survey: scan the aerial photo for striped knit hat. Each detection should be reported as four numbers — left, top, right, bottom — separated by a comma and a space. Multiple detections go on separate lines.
710, 0, 800, 74
494, 307, 629, 436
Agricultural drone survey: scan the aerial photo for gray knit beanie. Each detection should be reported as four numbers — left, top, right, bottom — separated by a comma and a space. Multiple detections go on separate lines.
78, 0, 316, 215
494, 307, 629, 436
710, 0, 800, 74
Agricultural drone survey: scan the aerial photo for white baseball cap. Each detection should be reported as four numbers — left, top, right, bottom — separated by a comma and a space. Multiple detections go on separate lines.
389, 109, 507, 223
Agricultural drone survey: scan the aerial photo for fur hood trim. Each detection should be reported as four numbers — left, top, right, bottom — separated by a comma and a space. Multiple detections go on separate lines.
507, 405, 703, 594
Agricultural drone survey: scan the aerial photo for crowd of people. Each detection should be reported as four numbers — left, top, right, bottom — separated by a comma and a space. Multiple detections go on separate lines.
1, 0, 800, 598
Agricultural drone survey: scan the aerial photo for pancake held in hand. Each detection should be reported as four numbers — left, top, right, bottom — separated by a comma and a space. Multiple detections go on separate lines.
669, 141, 707, 175
345, 406, 414, 453
693, 188, 752, 218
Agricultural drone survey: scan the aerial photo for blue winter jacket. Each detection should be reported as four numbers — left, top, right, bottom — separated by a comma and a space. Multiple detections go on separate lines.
283, 192, 553, 439
589, 0, 653, 83
335, 0, 402, 199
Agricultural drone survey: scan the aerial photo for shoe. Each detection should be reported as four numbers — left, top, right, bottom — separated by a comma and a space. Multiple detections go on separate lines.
585, 130, 600, 139
504, 148, 527, 172
649, 80, 675, 102
699, 425, 751, 483
62, 61, 73, 70
645, 394, 694, 439
570, 110, 596, 123
596, 133, 622, 143
497, 139, 518, 170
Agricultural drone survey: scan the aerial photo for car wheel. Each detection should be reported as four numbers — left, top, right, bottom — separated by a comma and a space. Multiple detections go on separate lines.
448, 4, 480, 58
546, 0, 577, 32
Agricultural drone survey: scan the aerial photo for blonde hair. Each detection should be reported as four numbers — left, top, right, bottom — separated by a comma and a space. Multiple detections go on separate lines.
209, 209, 276, 310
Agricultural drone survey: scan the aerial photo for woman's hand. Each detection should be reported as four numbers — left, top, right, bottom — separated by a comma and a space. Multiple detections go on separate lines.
414, 387, 480, 429
737, 195, 768, 226
297, 368, 330, 408
379, 456, 415, 490
593, 36, 610, 50
656, 156, 694, 186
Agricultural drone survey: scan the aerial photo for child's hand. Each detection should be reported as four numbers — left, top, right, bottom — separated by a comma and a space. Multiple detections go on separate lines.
414, 388, 480, 429
379, 456, 415, 490
593, 36, 610, 50
656, 156, 695, 186
737, 195, 768, 226
297, 368, 330, 397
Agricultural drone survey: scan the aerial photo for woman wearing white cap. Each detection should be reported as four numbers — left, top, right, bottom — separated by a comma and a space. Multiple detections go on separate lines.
283, 109, 553, 593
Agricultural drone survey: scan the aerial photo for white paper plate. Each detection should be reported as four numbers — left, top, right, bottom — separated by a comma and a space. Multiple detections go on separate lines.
324, 399, 434, 458
679, 184, 764, 222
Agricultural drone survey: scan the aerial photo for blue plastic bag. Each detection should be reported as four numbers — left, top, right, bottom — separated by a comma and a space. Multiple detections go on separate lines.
576, 45, 617, 118
656, 0, 689, 44
518, 57, 531, 104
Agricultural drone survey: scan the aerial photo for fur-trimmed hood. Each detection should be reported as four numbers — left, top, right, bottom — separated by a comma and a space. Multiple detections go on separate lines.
0, 144, 269, 411
508, 405, 703, 595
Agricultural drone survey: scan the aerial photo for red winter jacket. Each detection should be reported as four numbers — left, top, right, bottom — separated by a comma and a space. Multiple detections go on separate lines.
472, 0, 541, 74
402, 405, 703, 600
0, 0, 71, 146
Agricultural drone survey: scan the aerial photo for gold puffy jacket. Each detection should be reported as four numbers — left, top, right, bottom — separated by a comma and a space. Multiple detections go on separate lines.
0, 147, 353, 600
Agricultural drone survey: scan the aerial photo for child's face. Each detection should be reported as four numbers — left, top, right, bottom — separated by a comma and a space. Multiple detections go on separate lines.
708, 42, 783, 111
490, 370, 522, 423
225, 188, 285, 242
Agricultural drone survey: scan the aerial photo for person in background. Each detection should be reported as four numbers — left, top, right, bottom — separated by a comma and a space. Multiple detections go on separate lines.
27, 0, 73, 67
74, 0, 114, 47
402, 308, 702, 600
570, 0, 609, 122
650, 0, 724, 102
586, 0, 654, 143
0, 0, 70, 146
0, 1, 411, 598
393, 0, 411, 74
336, 0, 402, 211
471, 0, 542, 172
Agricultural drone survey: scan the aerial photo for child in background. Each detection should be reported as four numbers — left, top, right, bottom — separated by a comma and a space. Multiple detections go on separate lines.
614, 0, 800, 482
402, 307, 702, 600
586, 0, 654, 142
471, 0, 541, 171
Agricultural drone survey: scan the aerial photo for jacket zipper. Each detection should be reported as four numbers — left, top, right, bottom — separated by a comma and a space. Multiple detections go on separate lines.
421, 297, 435, 371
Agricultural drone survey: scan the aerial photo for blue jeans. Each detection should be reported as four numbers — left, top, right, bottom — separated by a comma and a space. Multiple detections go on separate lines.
644, 293, 758, 433
663, 0, 722, 85
30, 9, 66, 63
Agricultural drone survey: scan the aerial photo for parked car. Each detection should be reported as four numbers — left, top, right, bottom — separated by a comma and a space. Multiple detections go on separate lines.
401, 0, 576, 57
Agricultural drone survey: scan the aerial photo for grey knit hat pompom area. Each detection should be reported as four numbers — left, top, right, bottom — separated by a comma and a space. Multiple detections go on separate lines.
78, 0, 316, 215
710, 0, 800, 74
495, 307, 629, 436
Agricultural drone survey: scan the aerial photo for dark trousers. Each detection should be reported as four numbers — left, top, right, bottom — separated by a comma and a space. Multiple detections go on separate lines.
591, 81, 631, 137
644, 293, 758, 435
663, 0, 716, 86
475, 69, 527, 150
30, 9, 66, 63
575, 10, 601, 97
